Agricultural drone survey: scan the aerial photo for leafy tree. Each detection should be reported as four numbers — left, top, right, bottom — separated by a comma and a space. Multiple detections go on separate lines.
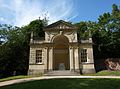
76, 4, 120, 59
75, 21, 89, 40
26, 19, 47, 37
0, 19, 47, 78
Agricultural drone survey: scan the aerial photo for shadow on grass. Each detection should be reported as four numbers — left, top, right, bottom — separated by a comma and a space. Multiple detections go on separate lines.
1, 78, 120, 89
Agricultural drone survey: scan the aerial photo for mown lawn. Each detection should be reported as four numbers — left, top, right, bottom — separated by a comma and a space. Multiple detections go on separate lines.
1, 78, 120, 89
0, 76, 31, 82
84, 71, 120, 76
95, 71, 120, 76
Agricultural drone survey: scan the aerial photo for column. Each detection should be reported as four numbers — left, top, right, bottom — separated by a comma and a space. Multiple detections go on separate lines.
87, 48, 94, 63
48, 47, 53, 71
69, 47, 74, 71
44, 47, 48, 71
29, 47, 36, 64
74, 47, 80, 72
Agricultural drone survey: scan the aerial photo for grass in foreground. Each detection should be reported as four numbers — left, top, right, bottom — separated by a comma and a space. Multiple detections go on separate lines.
0, 76, 31, 82
95, 71, 120, 76
84, 71, 120, 76
1, 78, 120, 89
0, 70, 120, 82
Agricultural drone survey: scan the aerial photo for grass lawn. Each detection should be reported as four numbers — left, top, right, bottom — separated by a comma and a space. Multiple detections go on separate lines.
1, 78, 120, 89
0, 76, 31, 82
0, 71, 120, 82
95, 71, 120, 76
84, 71, 120, 76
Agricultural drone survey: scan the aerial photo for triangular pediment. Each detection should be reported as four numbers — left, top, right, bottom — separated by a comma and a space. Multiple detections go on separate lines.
44, 20, 77, 30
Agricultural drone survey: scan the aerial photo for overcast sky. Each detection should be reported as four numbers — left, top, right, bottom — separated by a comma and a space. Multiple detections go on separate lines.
0, 0, 120, 27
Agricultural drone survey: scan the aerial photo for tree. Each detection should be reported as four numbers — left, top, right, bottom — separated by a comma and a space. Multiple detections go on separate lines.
94, 4, 120, 58
75, 4, 120, 59
0, 19, 48, 78
26, 19, 47, 37
0, 25, 29, 77
75, 21, 88, 40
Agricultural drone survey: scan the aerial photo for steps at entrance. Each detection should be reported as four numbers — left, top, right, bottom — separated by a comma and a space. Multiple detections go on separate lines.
44, 70, 80, 76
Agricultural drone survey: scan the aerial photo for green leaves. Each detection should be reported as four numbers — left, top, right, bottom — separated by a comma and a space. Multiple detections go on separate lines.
26, 19, 46, 37
76, 4, 120, 59
0, 18, 48, 78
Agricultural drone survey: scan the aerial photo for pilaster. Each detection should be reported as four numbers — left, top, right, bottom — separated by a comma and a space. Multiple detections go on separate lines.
44, 47, 48, 71
48, 47, 53, 70
69, 47, 74, 71
74, 47, 79, 72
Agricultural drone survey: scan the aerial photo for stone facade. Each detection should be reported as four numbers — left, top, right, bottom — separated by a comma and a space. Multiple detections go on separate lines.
28, 20, 95, 75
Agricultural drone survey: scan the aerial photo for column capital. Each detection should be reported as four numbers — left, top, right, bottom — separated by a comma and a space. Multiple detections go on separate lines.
44, 47, 48, 49
69, 47, 73, 49
73, 47, 79, 49
49, 47, 53, 49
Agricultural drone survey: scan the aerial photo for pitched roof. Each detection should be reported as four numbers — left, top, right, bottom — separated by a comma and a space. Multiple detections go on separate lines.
44, 20, 77, 31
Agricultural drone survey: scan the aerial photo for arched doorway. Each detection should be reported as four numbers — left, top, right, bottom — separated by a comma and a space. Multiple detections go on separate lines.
53, 35, 70, 70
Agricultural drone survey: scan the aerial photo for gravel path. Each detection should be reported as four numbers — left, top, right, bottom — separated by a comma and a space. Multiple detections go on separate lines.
0, 76, 120, 87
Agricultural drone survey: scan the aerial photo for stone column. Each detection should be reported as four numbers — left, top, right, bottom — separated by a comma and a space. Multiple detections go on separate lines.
74, 47, 80, 72
44, 47, 48, 72
29, 47, 36, 64
87, 48, 94, 63
48, 47, 53, 71
69, 47, 74, 71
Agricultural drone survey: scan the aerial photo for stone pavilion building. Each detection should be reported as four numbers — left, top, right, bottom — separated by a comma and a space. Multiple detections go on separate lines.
28, 20, 95, 75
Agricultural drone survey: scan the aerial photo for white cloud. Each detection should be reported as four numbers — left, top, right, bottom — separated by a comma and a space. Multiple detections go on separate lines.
0, 17, 5, 21
0, 0, 78, 27
0, 17, 10, 24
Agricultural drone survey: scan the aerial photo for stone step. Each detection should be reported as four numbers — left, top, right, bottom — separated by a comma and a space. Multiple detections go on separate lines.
44, 70, 80, 76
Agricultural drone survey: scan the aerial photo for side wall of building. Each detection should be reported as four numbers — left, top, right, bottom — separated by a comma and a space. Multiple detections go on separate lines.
28, 45, 45, 75
79, 44, 95, 74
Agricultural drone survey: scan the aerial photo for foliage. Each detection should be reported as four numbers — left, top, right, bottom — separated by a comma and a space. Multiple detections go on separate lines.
75, 21, 88, 40
0, 19, 47, 78
0, 25, 29, 78
25, 18, 47, 37
1, 78, 120, 89
76, 4, 120, 59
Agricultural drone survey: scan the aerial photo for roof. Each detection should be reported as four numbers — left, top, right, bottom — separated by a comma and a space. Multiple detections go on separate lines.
44, 20, 78, 31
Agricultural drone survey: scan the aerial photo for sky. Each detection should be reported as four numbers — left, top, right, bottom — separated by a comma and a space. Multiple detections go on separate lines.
0, 0, 120, 27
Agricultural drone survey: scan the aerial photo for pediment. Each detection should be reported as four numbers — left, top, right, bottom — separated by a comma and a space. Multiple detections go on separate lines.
44, 20, 77, 30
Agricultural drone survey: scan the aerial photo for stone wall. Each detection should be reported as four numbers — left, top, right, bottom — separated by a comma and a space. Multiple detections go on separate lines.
79, 44, 95, 74
80, 63, 95, 74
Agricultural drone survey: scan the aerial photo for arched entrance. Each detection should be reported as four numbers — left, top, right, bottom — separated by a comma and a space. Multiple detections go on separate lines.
53, 35, 70, 70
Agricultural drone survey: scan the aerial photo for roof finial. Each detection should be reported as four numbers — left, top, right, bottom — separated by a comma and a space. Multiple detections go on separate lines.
39, 17, 41, 20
